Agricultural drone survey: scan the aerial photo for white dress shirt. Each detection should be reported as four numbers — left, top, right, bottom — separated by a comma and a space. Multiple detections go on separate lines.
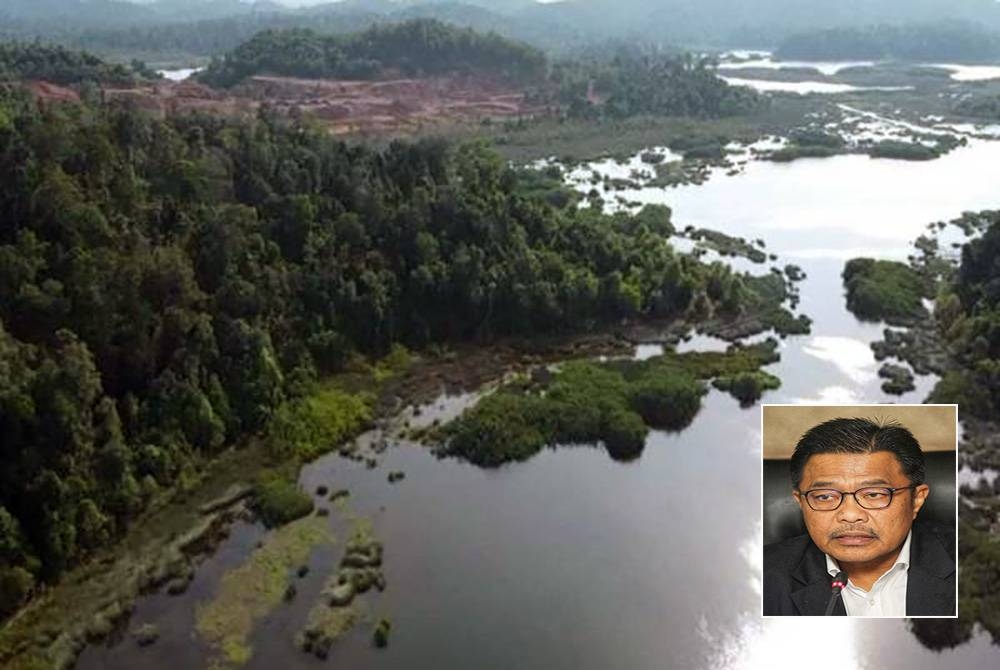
825, 530, 911, 616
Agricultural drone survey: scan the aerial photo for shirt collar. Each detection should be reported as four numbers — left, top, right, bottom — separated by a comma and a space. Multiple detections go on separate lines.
826, 529, 912, 578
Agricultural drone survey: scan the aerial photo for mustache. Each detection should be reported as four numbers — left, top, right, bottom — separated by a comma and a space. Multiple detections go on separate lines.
828, 526, 879, 540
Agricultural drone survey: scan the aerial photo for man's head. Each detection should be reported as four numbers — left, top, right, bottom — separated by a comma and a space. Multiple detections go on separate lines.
789, 417, 930, 568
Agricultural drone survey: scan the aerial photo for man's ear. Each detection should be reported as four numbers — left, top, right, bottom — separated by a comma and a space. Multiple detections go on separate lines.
792, 489, 804, 510
911, 483, 930, 518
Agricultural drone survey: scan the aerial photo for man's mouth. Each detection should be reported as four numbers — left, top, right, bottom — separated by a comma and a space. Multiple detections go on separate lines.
831, 531, 877, 546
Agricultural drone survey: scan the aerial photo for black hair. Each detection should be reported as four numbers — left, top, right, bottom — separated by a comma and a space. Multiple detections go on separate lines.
789, 417, 925, 489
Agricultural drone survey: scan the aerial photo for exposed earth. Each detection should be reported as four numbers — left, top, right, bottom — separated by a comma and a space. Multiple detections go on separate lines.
29, 73, 548, 135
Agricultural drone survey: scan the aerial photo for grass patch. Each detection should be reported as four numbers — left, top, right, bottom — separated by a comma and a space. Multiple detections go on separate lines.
196, 516, 333, 669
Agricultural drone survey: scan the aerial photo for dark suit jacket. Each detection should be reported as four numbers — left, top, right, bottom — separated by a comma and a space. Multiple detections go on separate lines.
763, 521, 956, 616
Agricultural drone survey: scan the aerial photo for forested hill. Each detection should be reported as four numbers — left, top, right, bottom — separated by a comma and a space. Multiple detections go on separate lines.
0, 84, 791, 616
198, 19, 547, 87
776, 23, 1000, 63
0, 42, 157, 86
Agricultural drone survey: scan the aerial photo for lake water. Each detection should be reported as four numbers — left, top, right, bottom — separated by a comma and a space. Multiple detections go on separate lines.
718, 58, 875, 76
157, 68, 202, 81
719, 77, 912, 95
77, 121, 1000, 669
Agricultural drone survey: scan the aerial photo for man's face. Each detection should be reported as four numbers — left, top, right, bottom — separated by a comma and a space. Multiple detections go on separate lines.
793, 451, 929, 566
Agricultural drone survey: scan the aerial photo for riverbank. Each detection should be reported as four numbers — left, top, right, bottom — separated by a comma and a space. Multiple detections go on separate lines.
0, 317, 768, 670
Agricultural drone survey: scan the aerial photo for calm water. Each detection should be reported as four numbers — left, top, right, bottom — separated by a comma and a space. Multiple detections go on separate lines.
78, 127, 1000, 670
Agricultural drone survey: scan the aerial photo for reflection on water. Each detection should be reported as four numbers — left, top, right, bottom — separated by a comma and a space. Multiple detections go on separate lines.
713, 615, 865, 670
801, 336, 878, 385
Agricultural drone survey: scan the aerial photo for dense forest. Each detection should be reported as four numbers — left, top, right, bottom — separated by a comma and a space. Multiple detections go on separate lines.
198, 19, 547, 87
0, 42, 157, 86
776, 22, 1000, 63
0, 80, 788, 617
552, 52, 764, 120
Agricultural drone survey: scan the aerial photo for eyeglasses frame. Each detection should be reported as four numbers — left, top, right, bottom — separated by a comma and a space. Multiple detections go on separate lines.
796, 485, 918, 511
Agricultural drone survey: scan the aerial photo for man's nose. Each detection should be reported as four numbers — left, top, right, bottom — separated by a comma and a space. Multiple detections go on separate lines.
836, 493, 870, 522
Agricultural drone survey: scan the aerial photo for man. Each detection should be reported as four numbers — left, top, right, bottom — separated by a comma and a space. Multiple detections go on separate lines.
763, 417, 955, 616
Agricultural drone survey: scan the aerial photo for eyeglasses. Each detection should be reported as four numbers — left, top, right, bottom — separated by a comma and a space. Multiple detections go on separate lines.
798, 486, 917, 511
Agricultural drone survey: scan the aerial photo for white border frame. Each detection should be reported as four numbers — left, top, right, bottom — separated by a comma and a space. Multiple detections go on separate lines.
759, 403, 959, 619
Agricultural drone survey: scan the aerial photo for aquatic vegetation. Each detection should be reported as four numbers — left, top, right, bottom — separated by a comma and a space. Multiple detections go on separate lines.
877, 363, 915, 395
767, 144, 842, 162
439, 340, 779, 466
868, 140, 940, 161
252, 475, 314, 528
687, 228, 767, 263
842, 258, 929, 324
196, 516, 333, 669
373, 618, 392, 648
711, 371, 781, 406
297, 522, 383, 659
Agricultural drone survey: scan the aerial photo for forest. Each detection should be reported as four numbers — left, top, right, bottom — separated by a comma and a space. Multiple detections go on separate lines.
0, 42, 156, 86
198, 19, 547, 87
0, 79, 779, 617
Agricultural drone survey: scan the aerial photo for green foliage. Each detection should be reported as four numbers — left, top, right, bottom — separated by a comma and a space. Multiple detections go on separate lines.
767, 145, 841, 162
265, 387, 374, 461
252, 475, 314, 528
554, 52, 763, 121
442, 342, 777, 466
0, 42, 150, 85
444, 392, 554, 467
711, 371, 781, 407
625, 374, 704, 430
199, 19, 546, 87
842, 258, 929, 324
868, 141, 940, 161
600, 407, 649, 461
0, 567, 34, 619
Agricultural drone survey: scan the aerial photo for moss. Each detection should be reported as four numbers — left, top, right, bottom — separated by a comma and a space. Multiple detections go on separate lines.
843, 258, 929, 324
196, 516, 333, 669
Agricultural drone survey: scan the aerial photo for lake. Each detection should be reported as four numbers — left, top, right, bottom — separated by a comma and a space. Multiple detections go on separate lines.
77, 117, 1000, 670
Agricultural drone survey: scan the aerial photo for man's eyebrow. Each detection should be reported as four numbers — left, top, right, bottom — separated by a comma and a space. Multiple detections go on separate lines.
806, 478, 891, 488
